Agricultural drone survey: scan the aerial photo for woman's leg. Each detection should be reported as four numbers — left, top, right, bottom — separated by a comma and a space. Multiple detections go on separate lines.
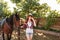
29, 33, 33, 40
26, 33, 33, 40
26, 33, 30, 40
26, 28, 33, 40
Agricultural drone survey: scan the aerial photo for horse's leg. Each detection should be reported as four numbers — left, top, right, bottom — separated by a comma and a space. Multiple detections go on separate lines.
7, 32, 12, 40
6, 34, 9, 40
6, 31, 12, 40
9, 32, 12, 40
17, 27, 20, 40
2, 32, 5, 40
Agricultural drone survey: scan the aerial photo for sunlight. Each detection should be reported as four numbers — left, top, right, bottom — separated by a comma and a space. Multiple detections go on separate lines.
3, 0, 60, 13
39, 0, 60, 11
38, 33, 44, 36
45, 12, 50, 17
4, 0, 17, 13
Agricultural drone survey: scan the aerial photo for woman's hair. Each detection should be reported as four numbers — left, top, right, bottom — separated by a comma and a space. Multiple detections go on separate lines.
25, 15, 34, 23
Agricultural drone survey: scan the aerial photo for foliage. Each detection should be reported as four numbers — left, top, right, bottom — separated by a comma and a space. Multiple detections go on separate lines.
0, 0, 60, 30
56, 0, 60, 3
11, 0, 21, 3
16, 0, 50, 27
44, 10, 58, 30
0, 3, 4, 18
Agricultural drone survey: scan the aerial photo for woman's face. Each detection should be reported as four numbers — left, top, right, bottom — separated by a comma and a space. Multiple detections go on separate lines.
29, 16, 32, 20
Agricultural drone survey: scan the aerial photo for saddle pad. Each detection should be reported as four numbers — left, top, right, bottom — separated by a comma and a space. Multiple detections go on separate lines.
0, 18, 6, 27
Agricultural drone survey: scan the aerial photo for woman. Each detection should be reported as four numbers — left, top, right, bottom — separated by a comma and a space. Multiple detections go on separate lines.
25, 13, 36, 40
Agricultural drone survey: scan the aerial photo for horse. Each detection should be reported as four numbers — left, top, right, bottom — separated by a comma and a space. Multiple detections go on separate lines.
0, 13, 20, 40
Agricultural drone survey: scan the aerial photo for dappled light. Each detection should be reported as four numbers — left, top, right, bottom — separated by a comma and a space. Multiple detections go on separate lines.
38, 33, 44, 36
4, 0, 17, 13
0, 0, 60, 40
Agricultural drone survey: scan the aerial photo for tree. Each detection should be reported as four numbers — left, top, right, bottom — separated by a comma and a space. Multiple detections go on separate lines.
0, 0, 12, 18
10, 0, 51, 27
11, 0, 21, 3
56, 0, 60, 3
3, 2, 12, 17
0, 0, 4, 18
44, 10, 59, 30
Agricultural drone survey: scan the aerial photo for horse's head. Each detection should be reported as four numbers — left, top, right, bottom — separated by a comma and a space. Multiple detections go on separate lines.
13, 13, 20, 27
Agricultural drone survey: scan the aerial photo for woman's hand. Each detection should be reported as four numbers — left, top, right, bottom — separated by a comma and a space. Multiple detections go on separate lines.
31, 18, 34, 21
31, 18, 36, 26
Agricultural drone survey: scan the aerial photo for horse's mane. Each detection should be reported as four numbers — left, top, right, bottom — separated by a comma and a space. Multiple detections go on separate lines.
6, 13, 20, 26
6, 14, 14, 26
15, 13, 20, 21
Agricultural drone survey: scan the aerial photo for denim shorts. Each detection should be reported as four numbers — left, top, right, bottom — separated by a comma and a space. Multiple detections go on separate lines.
26, 28, 33, 34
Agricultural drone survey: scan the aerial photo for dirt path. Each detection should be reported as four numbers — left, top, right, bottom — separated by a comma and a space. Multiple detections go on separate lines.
11, 29, 60, 40
0, 29, 59, 40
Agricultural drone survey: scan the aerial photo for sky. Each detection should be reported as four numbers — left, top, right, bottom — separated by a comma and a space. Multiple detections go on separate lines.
3, 0, 60, 12
39, 0, 60, 11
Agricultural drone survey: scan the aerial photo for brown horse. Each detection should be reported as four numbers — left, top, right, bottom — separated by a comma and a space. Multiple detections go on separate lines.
1, 13, 20, 40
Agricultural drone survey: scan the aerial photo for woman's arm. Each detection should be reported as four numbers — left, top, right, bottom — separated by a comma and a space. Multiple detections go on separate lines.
32, 18, 36, 27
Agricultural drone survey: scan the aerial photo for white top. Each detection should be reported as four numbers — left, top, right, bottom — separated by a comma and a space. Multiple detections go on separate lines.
26, 21, 33, 34
27, 21, 32, 28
